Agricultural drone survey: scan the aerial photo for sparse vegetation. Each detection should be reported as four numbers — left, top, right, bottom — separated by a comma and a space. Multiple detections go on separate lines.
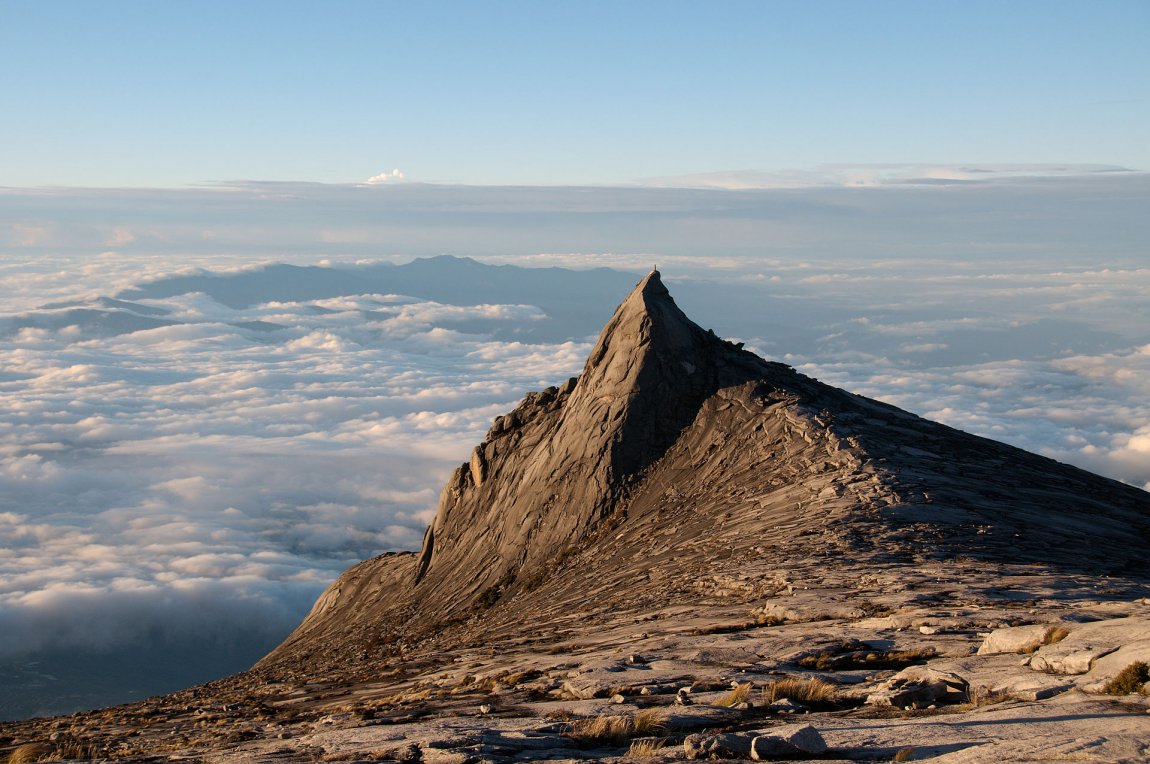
716, 682, 753, 707
762, 676, 839, 705
1102, 661, 1149, 695
961, 685, 1012, 709
696, 621, 757, 635
799, 643, 935, 671
564, 709, 665, 747
7, 744, 56, 764
892, 747, 916, 762
627, 737, 668, 756
1043, 625, 1070, 645
754, 613, 786, 626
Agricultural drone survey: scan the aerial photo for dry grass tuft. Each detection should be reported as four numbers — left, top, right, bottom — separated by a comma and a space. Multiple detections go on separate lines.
565, 709, 666, 747
627, 737, 667, 757
1102, 661, 1150, 695
961, 685, 1012, 709
1043, 625, 1071, 645
892, 747, 916, 762
716, 682, 753, 707
7, 744, 55, 764
544, 707, 577, 721
762, 676, 839, 705
631, 708, 667, 738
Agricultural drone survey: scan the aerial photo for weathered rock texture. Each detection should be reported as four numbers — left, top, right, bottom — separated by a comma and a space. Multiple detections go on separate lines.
262, 270, 1150, 677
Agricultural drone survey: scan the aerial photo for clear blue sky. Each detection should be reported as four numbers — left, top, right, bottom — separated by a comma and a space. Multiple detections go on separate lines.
1, 0, 1148, 187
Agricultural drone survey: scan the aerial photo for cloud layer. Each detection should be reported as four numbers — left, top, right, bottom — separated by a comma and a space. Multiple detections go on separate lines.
0, 179, 1146, 717
0, 259, 608, 717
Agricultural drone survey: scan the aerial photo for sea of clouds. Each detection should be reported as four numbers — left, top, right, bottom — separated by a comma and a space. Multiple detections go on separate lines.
1, 170, 1147, 718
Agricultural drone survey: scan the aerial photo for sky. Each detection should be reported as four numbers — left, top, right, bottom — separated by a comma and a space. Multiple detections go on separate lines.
2, 1, 1149, 187
1, 0, 1149, 721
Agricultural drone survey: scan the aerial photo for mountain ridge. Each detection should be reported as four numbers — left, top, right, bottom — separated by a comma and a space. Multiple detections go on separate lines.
259, 270, 1149, 678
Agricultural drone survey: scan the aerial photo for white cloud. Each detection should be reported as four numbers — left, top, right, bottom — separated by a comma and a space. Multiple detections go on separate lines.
1, 240, 1148, 716
364, 168, 405, 184
0, 260, 597, 695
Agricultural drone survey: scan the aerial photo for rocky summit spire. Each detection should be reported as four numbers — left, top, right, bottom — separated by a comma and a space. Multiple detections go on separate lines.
562, 268, 730, 479
409, 271, 750, 611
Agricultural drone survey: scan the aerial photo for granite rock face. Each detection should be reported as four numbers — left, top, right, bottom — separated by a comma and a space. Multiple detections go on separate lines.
261, 270, 1150, 675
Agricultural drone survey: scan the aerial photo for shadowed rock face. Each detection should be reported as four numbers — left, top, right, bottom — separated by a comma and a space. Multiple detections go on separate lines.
260, 271, 1150, 674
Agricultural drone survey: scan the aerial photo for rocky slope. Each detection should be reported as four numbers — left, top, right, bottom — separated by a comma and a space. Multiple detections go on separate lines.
260, 270, 1149, 678
2, 271, 1149, 763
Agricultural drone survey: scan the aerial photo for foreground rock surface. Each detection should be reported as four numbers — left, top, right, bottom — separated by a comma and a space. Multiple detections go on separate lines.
2, 271, 1148, 762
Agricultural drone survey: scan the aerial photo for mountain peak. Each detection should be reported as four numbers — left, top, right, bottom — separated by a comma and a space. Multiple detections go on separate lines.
580, 268, 716, 389
262, 271, 1150, 676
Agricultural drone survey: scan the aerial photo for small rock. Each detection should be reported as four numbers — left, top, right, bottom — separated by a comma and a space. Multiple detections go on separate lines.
768, 697, 804, 713
610, 694, 626, 704
626, 653, 648, 665
919, 625, 938, 635
478, 704, 492, 714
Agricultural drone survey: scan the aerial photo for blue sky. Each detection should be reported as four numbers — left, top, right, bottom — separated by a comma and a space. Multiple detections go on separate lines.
2, 0, 1148, 187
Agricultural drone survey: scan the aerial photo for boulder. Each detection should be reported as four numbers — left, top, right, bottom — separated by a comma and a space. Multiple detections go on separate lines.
683, 732, 755, 759
1085, 639, 1150, 684
991, 675, 1074, 701
751, 725, 827, 759
977, 624, 1056, 655
1029, 642, 1117, 675
866, 666, 968, 708
561, 679, 607, 700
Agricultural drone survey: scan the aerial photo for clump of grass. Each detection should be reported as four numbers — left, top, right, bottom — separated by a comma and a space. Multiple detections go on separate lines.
565, 709, 665, 747
544, 707, 576, 721
961, 685, 1011, 709
627, 737, 667, 757
631, 708, 667, 737
1102, 661, 1150, 695
892, 747, 916, 762
716, 682, 753, 707
7, 744, 55, 764
1043, 625, 1071, 645
762, 676, 839, 705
